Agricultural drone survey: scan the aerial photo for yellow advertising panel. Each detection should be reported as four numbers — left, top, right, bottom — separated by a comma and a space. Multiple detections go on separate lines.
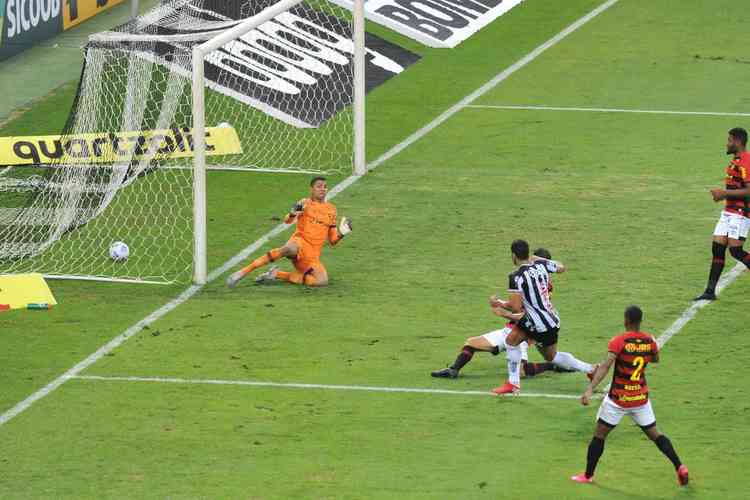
0, 273, 57, 310
0, 126, 243, 166
63, 0, 125, 30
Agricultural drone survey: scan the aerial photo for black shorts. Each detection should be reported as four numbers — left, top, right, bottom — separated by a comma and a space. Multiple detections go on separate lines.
517, 320, 559, 348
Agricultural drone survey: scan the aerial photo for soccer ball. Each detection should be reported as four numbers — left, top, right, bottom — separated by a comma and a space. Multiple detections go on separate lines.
109, 241, 129, 262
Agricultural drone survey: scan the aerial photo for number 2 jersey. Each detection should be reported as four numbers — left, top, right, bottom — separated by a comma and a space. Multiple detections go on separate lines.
607, 331, 659, 408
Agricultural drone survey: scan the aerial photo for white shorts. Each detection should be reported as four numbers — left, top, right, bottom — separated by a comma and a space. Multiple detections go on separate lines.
713, 211, 750, 240
596, 395, 656, 428
481, 328, 528, 361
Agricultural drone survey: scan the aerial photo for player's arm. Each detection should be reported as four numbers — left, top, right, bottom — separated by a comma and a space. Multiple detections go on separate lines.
284, 198, 307, 224
712, 186, 750, 200
328, 216, 352, 246
651, 338, 660, 363
581, 352, 616, 406
531, 256, 566, 273
490, 303, 525, 321
489, 290, 524, 320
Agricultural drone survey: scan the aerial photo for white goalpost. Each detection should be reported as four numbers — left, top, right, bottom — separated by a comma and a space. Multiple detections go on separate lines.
190, 0, 366, 284
0, 0, 366, 285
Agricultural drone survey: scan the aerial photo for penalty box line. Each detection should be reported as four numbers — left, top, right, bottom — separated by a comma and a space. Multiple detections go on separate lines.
71, 374, 584, 400
0, 0, 620, 428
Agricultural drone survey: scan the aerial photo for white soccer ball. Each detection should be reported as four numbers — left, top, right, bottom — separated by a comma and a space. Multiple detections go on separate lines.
109, 241, 129, 262
217, 122, 231, 128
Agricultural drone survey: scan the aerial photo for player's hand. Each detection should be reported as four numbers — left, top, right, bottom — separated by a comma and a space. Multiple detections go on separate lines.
489, 295, 508, 308
581, 388, 593, 406
338, 217, 352, 236
710, 188, 726, 202
290, 198, 306, 216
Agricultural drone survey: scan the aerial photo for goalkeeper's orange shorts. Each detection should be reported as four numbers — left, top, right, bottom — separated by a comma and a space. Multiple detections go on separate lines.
287, 236, 327, 275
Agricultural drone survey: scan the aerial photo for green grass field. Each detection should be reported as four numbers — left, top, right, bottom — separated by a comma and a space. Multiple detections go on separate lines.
2, 0, 750, 498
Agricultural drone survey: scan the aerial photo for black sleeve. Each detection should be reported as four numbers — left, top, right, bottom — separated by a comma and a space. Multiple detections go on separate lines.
508, 272, 520, 292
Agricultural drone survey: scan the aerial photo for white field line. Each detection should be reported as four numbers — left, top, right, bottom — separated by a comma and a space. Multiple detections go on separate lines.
656, 263, 744, 348
71, 375, 582, 399
466, 104, 750, 117
597, 262, 745, 396
0, 0, 620, 427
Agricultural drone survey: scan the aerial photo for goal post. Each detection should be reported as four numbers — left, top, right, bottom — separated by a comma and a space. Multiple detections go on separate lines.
190, 0, 366, 284
0, 0, 367, 285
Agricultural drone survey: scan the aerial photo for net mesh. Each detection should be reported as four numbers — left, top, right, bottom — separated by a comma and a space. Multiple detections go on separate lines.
0, 0, 355, 283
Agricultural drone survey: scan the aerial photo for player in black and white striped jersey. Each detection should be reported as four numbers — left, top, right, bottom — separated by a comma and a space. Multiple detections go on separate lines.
491, 240, 596, 395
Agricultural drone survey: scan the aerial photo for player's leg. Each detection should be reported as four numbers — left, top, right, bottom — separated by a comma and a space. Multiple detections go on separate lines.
537, 335, 594, 376
729, 219, 750, 269
492, 325, 527, 394
227, 239, 299, 287
431, 330, 506, 378
635, 404, 689, 485
695, 211, 731, 300
276, 260, 328, 287
523, 342, 569, 376
572, 397, 619, 483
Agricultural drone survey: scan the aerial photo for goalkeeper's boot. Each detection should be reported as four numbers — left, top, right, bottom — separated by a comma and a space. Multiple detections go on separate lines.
431, 367, 458, 379
255, 266, 279, 284
226, 270, 246, 289
693, 290, 717, 301
492, 381, 520, 396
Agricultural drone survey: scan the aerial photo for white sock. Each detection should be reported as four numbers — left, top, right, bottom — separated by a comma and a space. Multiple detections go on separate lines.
552, 351, 593, 373
520, 341, 529, 362
506, 343, 522, 387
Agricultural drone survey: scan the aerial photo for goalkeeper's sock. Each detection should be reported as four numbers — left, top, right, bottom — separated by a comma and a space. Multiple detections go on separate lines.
450, 346, 476, 371
276, 270, 302, 284
242, 249, 283, 274
276, 271, 321, 287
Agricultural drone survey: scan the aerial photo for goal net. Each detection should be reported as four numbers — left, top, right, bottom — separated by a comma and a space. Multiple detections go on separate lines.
0, 0, 362, 284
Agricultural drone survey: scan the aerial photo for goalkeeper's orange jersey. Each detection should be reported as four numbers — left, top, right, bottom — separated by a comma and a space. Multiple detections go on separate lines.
292, 199, 337, 247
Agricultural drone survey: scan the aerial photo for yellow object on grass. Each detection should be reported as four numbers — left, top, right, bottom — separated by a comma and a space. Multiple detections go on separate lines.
0, 274, 57, 310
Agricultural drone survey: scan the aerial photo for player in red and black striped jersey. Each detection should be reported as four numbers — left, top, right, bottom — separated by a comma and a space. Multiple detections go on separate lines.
571, 306, 688, 486
696, 128, 750, 300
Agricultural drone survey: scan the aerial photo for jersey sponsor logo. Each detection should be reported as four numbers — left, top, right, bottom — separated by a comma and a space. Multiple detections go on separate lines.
0, 126, 242, 166
330, 0, 524, 48
624, 342, 654, 353
63, 0, 124, 31
116, 0, 420, 128
616, 393, 647, 403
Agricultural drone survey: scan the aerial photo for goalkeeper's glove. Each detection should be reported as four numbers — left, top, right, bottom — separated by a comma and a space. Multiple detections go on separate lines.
338, 217, 352, 237
289, 201, 305, 219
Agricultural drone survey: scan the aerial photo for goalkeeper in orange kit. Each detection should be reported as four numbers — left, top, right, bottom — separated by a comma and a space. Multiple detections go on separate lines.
226, 177, 352, 288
